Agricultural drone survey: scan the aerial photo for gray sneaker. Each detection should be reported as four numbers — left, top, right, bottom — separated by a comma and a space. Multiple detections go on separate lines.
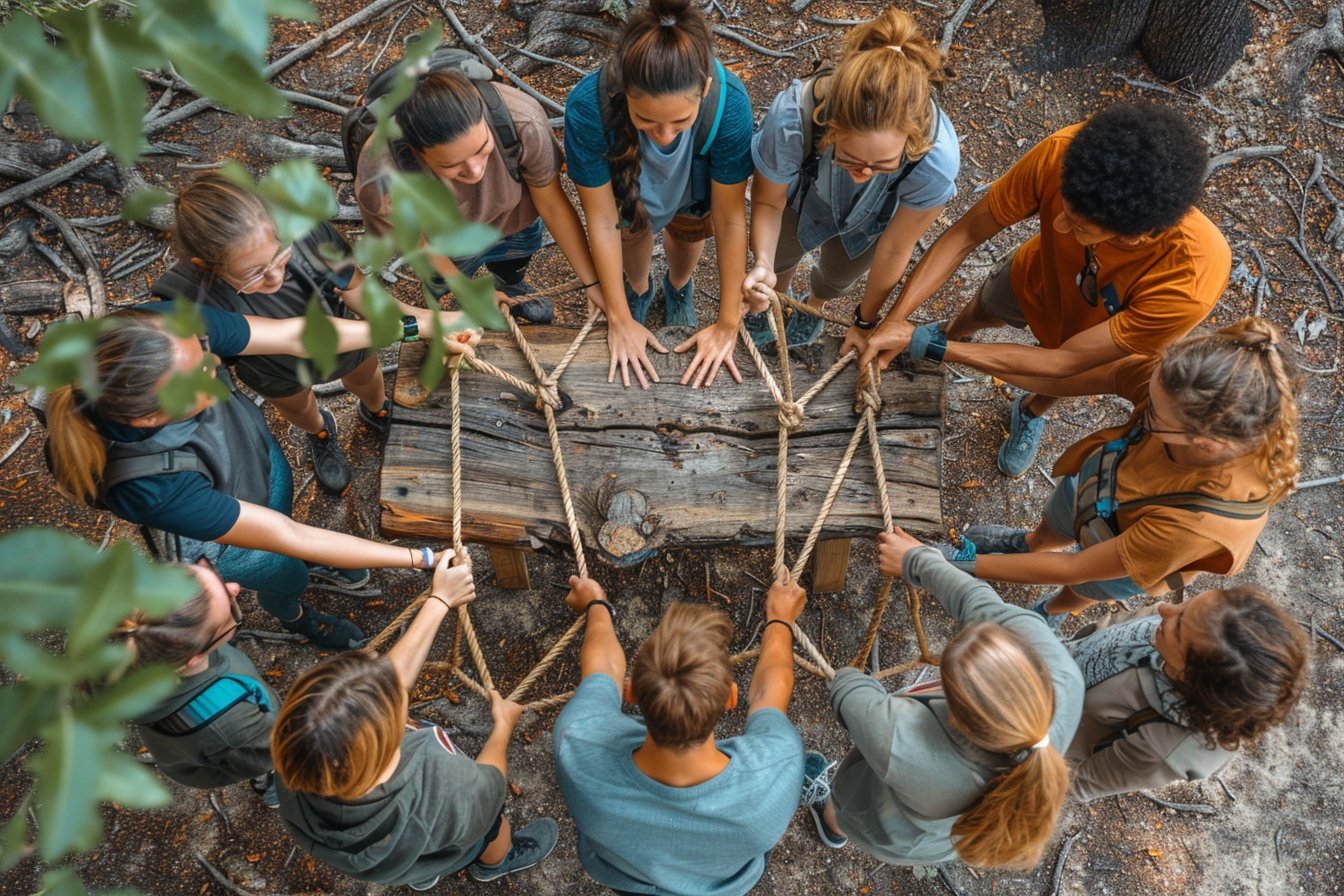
308, 565, 372, 590
468, 818, 558, 882
997, 394, 1047, 478
962, 525, 1031, 554
742, 310, 775, 347
309, 407, 353, 496
801, 751, 847, 848
251, 771, 279, 809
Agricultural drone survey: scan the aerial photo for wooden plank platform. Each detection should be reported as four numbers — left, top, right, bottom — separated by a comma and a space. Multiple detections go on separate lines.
380, 325, 943, 573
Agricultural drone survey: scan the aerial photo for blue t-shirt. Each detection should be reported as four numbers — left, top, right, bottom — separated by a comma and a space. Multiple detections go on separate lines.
564, 66, 754, 230
96, 302, 254, 541
554, 674, 803, 896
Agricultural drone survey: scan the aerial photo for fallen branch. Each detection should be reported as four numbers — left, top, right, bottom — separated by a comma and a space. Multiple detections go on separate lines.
501, 41, 589, 76
192, 853, 258, 896
712, 24, 793, 58
0, 428, 32, 469
939, 0, 977, 54
1299, 618, 1344, 652
264, 0, 414, 79
440, 4, 565, 116
1139, 791, 1218, 815
1205, 144, 1287, 179
249, 133, 347, 170
25, 201, 107, 319
1048, 830, 1084, 896
1298, 473, 1344, 489
234, 629, 307, 643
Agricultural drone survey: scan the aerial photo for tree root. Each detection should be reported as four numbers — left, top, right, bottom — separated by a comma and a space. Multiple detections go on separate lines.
1279, 4, 1344, 103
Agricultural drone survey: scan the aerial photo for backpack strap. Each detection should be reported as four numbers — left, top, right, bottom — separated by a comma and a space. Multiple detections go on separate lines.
1091, 706, 1164, 755
685, 60, 727, 216
102, 450, 213, 492
151, 265, 240, 311
788, 70, 831, 213
149, 674, 274, 737
1117, 492, 1272, 521
474, 79, 524, 183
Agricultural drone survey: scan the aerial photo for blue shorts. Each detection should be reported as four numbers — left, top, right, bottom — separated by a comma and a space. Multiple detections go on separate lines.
453, 218, 545, 276
1043, 473, 1148, 603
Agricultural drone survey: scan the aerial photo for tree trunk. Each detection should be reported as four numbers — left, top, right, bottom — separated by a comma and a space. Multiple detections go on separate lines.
1037, 0, 1151, 69
1139, 0, 1252, 88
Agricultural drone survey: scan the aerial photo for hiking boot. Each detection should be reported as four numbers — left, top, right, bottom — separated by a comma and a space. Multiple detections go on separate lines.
997, 394, 1047, 478
801, 751, 847, 849
962, 525, 1031, 555
308, 564, 372, 590
357, 398, 393, 439
468, 818, 559, 882
661, 271, 697, 328
309, 408, 352, 496
742, 310, 775, 347
783, 305, 825, 347
624, 278, 657, 326
498, 280, 554, 324
251, 771, 279, 809
407, 877, 440, 892
282, 602, 365, 650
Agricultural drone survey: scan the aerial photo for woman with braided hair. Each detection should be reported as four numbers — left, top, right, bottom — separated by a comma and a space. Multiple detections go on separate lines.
564, 0, 755, 390
744, 8, 960, 349
1065, 584, 1310, 800
941, 317, 1302, 617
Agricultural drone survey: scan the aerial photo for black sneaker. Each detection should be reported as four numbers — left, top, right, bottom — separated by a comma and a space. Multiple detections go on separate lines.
282, 602, 365, 650
467, 818, 558, 882
498, 280, 555, 324
308, 564, 372, 590
251, 771, 279, 809
357, 399, 393, 439
309, 407, 352, 496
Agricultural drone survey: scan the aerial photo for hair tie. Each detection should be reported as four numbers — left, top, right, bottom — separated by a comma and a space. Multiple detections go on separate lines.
659, 14, 677, 26
1030, 733, 1050, 751
886, 44, 904, 54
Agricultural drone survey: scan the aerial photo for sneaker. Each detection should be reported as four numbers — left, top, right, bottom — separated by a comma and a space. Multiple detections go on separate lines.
282, 601, 365, 650
308, 565, 372, 590
801, 751, 848, 848
962, 525, 1031, 555
783, 305, 825, 347
357, 399, 393, 439
661, 271, 697, 328
309, 407, 353, 496
742, 310, 775, 347
498, 281, 554, 324
624, 278, 657, 326
467, 818, 558, 882
407, 877, 440, 891
997, 394, 1047, 478
251, 771, 279, 809
1029, 591, 1073, 634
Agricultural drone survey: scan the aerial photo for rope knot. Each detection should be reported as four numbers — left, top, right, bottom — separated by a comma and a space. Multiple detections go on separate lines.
777, 401, 805, 431
856, 384, 882, 414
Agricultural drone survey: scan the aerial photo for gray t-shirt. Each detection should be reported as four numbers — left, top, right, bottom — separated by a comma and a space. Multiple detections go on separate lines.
278, 726, 507, 885
637, 128, 698, 233
132, 643, 277, 789
554, 674, 804, 896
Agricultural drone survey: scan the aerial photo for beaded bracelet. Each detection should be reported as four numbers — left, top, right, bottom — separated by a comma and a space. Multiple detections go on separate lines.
763, 618, 794, 639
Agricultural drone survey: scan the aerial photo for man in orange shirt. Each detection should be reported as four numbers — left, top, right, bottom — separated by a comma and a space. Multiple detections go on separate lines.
853, 103, 1230, 477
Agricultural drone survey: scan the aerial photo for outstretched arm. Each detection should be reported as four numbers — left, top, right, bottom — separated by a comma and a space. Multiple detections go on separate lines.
529, 177, 608, 313
676, 179, 750, 389
220, 502, 444, 571
385, 552, 476, 689
840, 203, 946, 358
566, 575, 626, 684
748, 567, 805, 715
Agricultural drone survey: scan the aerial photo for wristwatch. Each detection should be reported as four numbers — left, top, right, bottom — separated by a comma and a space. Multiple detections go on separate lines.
400, 315, 420, 343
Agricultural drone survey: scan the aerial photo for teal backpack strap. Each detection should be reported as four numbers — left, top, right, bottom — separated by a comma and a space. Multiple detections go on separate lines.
150, 675, 274, 737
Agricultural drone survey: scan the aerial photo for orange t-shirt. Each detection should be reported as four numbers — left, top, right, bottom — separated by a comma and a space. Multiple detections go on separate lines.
985, 124, 1231, 355
1052, 357, 1269, 594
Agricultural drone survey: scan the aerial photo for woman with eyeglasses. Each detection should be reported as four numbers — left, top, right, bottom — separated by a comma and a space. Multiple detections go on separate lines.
114, 558, 282, 806
742, 9, 959, 350
158, 173, 464, 497
43, 302, 474, 648
935, 317, 1300, 619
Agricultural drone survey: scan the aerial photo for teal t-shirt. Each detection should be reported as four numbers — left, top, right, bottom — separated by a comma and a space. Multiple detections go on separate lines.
554, 674, 803, 896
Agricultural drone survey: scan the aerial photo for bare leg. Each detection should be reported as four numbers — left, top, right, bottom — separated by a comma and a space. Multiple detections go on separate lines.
1038, 586, 1097, 616
621, 228, 655, 294
268, 389, 324, 435
663, 229, 706, 290
338, 355, 388, 414
478, 815, 512, 866
822, 798, 846, 836
1028, 517, 1076, 552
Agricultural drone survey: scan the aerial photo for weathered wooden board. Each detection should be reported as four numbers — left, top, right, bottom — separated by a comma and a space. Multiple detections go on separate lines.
380, 325, 943, 565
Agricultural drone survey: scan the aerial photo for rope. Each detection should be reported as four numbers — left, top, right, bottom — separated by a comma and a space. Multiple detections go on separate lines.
789, 415, 869, 579
451, 363, 494, 693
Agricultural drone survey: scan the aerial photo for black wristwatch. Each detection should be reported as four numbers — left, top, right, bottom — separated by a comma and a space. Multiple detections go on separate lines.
854, 307, 878, 331
400, 315, 420, 343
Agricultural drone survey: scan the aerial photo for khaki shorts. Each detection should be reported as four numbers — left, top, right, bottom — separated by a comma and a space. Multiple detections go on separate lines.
976, 247, 1030, 329
664, 211, 714, 243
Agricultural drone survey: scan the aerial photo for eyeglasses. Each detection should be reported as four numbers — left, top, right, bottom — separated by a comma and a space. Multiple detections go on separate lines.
197, 557, 243, 651
1142, 403, 1188, 439
229, 244, 292, 291
1077, 246, 1099, 307
831, 148, 908, 176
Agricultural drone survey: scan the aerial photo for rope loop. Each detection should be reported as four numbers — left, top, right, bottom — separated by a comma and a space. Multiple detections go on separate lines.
777, 401, 805, 431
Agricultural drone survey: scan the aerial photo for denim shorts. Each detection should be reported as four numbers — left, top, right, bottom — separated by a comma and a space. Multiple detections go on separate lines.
453, 217, 545, 277
1043, 472, 1149, 603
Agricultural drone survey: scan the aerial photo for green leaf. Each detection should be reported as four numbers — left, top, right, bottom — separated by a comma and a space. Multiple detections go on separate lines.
356, 277, 404, 348
122, 186, 176, 224
162, 297, 207, 338
32, 713, 109, 860
0, 528, 98, 628
78, 666, 177, 729
449, 273, 508, 331
0, 635, 128, 686
0, 791, 33, 875
300, 295, 338, 380
95, 752, 172, 810
419, 324, 448, 393
36, 868, 85, 896
387, 172, 500, 260
15, 316, 109, 394
0, 685, 51, 770
49, 7, 155, 164
253, 160, 339, 246
364, 24, 442, 163
69, 543, 194, 656
0, 16, 99, 147
157, 368, 230, 420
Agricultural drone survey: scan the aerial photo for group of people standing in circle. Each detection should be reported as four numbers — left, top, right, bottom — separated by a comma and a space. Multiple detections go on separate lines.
34, 0, 1315, 891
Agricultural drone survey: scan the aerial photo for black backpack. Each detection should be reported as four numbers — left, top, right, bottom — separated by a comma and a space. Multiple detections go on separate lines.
595, 58, 728, 217
789, 67, 927, 217
340, 45, 523, 182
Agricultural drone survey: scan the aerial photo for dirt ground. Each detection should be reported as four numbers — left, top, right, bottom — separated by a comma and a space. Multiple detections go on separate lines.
3, 0, 1344, 894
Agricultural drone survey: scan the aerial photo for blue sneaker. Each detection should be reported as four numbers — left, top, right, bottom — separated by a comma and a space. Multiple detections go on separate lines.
783, 306, 825, 347
468, 818, 558, 882
1030, 591, 1074, 634
661, 271, 697, 328
998, 394, 1047, 478
962, 525, 1030, 554
624, 278, 656, 325
801, 751, 847, 848
742, 310, 775, 347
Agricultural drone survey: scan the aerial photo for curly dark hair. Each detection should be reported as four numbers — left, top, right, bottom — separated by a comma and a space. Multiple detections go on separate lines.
1171, 585, 1310, 751
1060, 102, 1208, 237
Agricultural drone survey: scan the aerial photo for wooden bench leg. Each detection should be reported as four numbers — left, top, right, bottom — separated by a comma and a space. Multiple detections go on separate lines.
811, 538, 851, 594
488, 546, 532, 590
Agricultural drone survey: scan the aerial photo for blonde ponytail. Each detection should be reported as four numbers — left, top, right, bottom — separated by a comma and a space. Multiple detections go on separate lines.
46, 386, 108, 505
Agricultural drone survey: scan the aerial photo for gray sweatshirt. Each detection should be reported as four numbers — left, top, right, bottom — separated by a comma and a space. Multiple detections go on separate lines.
827, 546, 1084, 865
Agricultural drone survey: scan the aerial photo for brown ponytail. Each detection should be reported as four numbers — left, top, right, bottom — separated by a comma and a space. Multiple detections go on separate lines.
941, 622, 1070, 870
604, 0, 714, 234
110, 581, 214, 669
818, 9, 945, 160
173, 173, 272, 278
44, 311, 178, 504
1160, 316, 1302, 503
